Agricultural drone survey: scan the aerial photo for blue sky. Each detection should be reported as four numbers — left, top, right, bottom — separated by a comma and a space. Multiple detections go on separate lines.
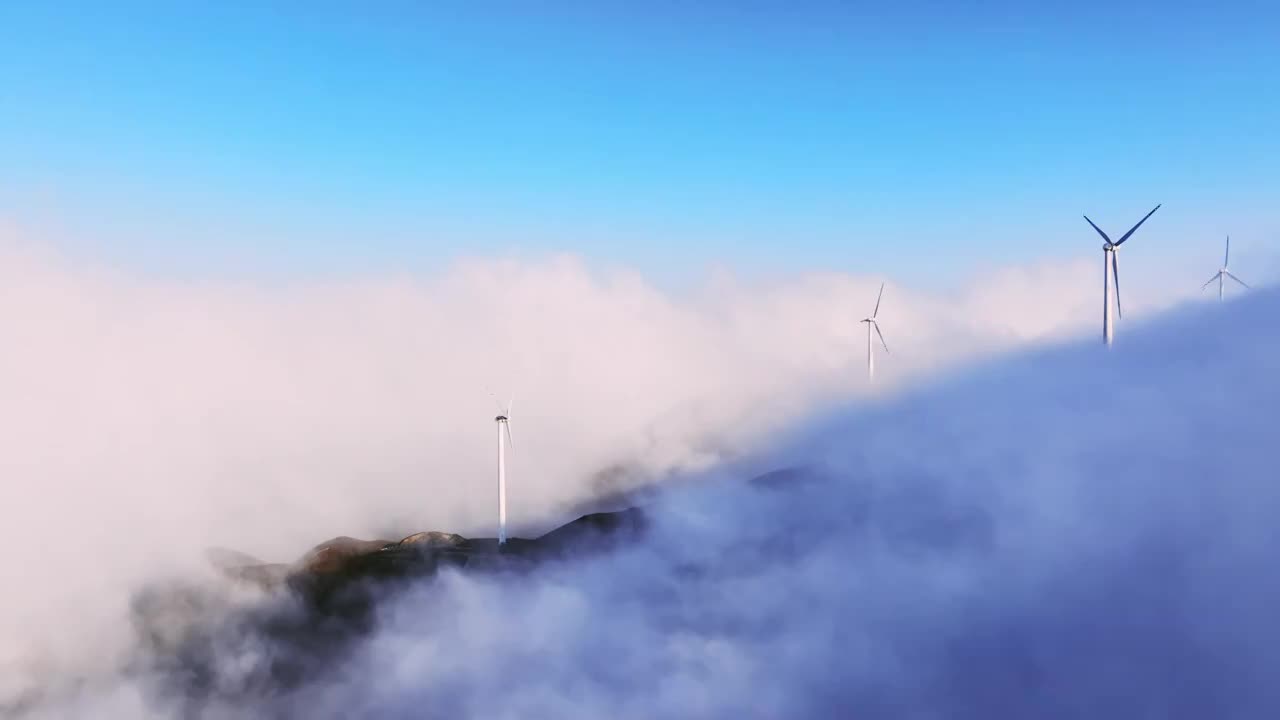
1, 1, 1277, 283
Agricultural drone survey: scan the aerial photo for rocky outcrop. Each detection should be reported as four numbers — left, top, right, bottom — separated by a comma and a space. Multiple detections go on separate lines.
298, 536, 399, 574
129, 470, 805, 707
205, 506, 646, 597
398, 530, 469, 549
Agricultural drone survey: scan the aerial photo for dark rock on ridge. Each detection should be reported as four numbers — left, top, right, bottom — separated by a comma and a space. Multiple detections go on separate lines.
130, 468, 796, 708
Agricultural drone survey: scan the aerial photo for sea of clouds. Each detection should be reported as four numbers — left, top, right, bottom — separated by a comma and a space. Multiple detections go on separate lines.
1, 228, 1271, 717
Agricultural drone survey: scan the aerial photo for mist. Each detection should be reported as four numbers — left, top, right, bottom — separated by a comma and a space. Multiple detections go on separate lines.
199, 288, 1280, 718
0, 230, 1254, 717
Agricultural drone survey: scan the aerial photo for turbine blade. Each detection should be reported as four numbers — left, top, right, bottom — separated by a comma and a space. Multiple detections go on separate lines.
506, 393, 514, 418
1083, 215, 1113, 244
488, 391, 505, 415
1201, 272, 1220, 291
1111, 252, 1122, 319
873, 321, 890, 354
1226, 271, 1250, 289
505, 421, 514, 451
1113, 203, 1161, 246
872, 282, 885, 318
1225, 235, 1231, 268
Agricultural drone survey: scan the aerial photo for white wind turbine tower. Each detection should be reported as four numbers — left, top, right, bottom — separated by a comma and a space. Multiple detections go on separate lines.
860, 283, 890, 383
492, 395, 515, 546
1201, 235, 1250, 301
1083, 203, 1161, 346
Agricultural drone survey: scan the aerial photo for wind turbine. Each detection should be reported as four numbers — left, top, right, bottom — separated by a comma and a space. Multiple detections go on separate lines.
1201, 235, 1249, 301
1083, 204, 1161, 346
491, 395, 515, 546
860, 283, 889, 383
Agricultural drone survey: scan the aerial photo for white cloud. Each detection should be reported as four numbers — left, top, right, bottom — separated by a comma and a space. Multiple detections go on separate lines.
0, 227, 1212, 714
263, 287, 1280, 719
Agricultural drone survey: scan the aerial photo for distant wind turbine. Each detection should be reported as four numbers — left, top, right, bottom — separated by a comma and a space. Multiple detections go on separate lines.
1201, 235, 1249, 301
1083, 204, 1161, 346
492, 394, 515, 546
860, 283, 890, 383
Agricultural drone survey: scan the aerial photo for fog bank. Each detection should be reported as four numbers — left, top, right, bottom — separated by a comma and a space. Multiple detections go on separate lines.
0, 231, 1210, 714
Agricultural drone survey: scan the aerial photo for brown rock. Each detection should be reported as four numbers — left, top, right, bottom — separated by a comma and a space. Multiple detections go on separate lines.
397, 531, 470, 549
297, 536, 397, 575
